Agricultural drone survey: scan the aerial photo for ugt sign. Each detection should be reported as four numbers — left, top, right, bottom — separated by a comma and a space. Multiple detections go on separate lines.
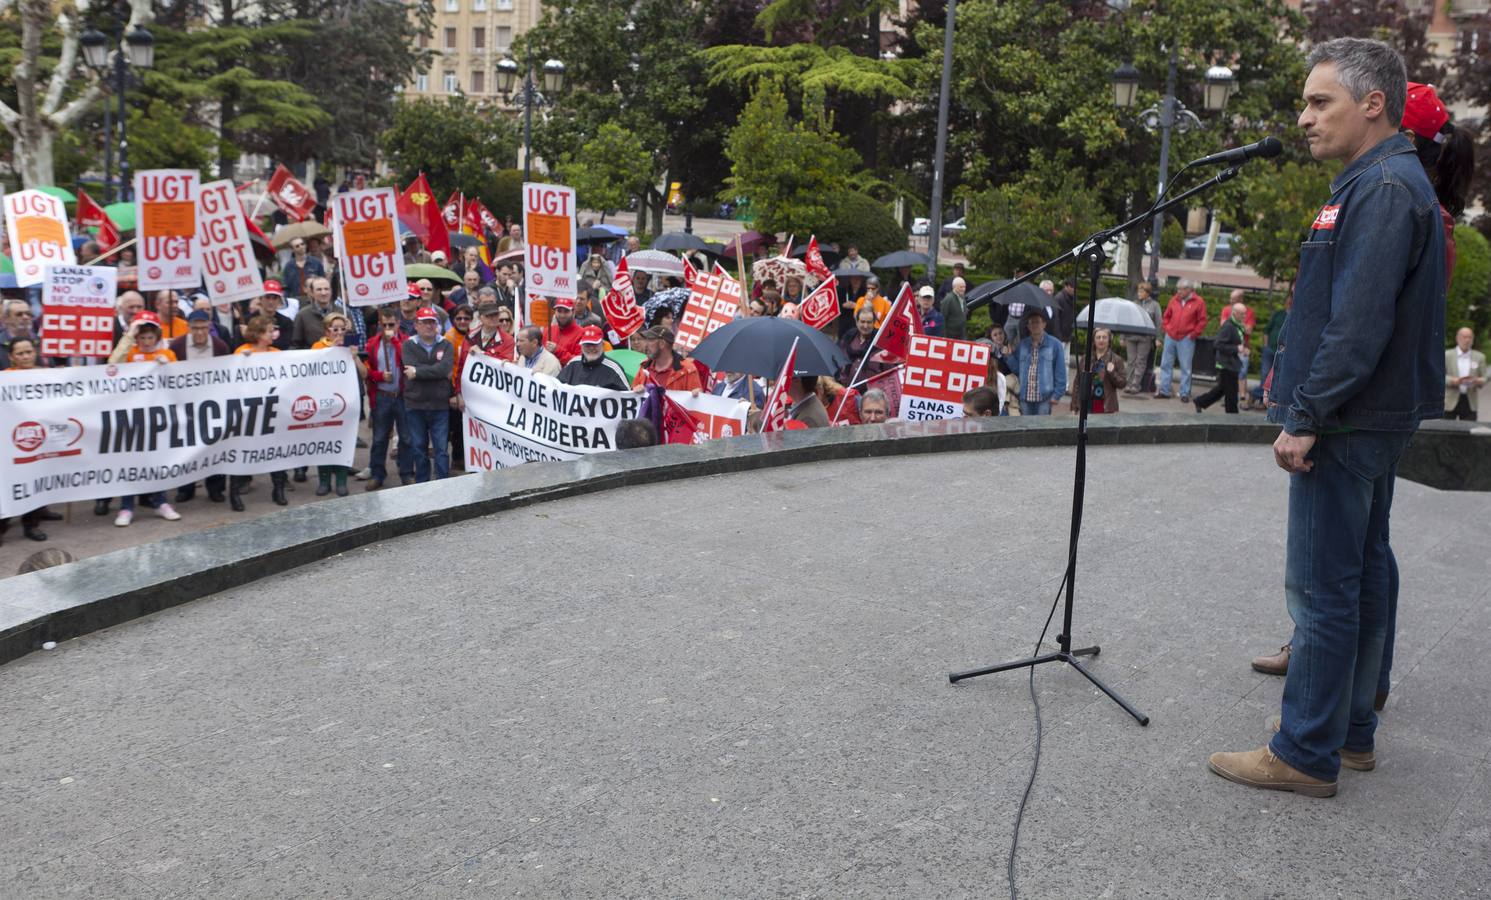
523, 183, 576, 301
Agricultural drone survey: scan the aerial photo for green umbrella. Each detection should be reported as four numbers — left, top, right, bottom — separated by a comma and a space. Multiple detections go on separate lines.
0, 254, 13, 274
36, 185, 76, 203
406, 263, 461, 282
606, 348, 645, 384
103, 202, 136, 231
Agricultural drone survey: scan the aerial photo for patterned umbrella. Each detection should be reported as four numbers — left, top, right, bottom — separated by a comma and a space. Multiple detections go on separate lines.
643, 287, 691, 326
751, 255, 819, 290
626, 250, 686, 277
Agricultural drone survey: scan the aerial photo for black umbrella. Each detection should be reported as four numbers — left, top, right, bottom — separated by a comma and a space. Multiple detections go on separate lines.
652, 231, 711, 252
577, 226, 622, 244
789, 241, 841, 267
871, 249, 930, 269
966, 278, 1051, 310
832, 264, 872, 280
448, 232, 482, 250
689, 316, 849, 378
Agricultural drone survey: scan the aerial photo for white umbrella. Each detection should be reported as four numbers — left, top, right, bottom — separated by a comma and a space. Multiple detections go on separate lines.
1074, 297, 1156, 335
625, 249, 685, 277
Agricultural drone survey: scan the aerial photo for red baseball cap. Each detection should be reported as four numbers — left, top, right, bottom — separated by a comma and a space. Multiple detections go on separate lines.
1403, 82, 1449, 141
262, 280, 284, 297
579, 325, 604, 345
407, 284, 424, 299
553, 296, 575, 310
133, 311, 162, 327
416, 307, 440, 321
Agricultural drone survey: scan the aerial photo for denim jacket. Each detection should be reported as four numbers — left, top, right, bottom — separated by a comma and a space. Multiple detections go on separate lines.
1002, 333, 1067, 402
1267, 134, 1446, 434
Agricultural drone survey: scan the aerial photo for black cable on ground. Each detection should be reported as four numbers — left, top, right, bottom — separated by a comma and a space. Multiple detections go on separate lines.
1007, 573, 1067, 900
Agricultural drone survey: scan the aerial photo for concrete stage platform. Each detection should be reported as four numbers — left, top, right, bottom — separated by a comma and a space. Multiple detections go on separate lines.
2, 444, 1488, 899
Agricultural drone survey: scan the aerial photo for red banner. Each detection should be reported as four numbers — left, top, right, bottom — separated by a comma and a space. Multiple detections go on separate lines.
75, 189, 120, 255
901, 334, 991, 420
804, 235, 831, 281
267, 164, 317, 222
441, 192, 463, 231
875, 283, 919, 361
397, 173, 450, 259
602, 256, 646, 342
675, 269, 742, 353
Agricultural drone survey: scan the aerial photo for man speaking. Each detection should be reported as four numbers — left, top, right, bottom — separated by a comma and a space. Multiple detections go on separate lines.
1209, 38, 1446, 797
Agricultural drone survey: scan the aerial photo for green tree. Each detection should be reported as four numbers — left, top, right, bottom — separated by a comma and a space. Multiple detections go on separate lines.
557, 123, 654, 220
125, 100, 218, 175
720, 83, 860, 236
819, 191, 906, 261
958, 155, 1106, 277
1233, 160, 1335, 284
378, 95, 519, 202
1448, 224, 1491, 340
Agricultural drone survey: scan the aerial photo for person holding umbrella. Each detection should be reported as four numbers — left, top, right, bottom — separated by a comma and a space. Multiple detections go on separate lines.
995, 306, 1067, 415
1123, 282, 1162, 395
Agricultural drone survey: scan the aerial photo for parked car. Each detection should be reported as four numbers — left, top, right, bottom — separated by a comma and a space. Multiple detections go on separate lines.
911, 217, 931, 236
941, 217, 966, 236
1183, 232, 1241, 262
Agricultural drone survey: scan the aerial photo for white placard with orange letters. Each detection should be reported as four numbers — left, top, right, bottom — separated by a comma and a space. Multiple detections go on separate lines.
135, 169, 201, 291
3, 190, 76, 287
0, 349, 358, 516
330, 187, 406, 307
522, 182, 577, 301
195, 178, 264, 304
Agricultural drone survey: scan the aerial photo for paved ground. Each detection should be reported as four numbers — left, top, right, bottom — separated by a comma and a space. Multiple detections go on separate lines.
3, 444, 1488, 899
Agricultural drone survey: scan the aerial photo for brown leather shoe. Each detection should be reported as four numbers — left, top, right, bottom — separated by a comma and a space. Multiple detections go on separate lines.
1252, 643, 1291, 676
1269, 716, 1376, 771
1208, 746, 1337, 797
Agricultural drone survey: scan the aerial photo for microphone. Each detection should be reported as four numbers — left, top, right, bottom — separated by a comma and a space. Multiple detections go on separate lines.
1189, 137, 1284, 167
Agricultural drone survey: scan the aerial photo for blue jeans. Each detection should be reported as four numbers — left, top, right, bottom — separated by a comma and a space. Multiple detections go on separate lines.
405, 407, 450, 482
1270, 429, 1412, 781
120, 491, 167, 511
369, 394, 412, 484
1252, 345, 1276, 401
1156, 336, 1195, 397
1018, 399, 1051, 416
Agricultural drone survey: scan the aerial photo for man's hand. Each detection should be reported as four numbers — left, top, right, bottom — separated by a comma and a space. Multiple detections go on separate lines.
544, 341, 557, 353
1273, 430, 1316, 474
403, 365, 416, 379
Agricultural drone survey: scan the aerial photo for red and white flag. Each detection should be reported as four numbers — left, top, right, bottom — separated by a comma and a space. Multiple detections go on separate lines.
75, 189, 120, 255
798, 275, 839, 330
760, 337, 800, 433
875, 283, 920, 361
682, 254, 698, 290
602, 256, 646, 342
441, 192, 463, 231
266, 164, 317, 222
804, 235, 831, 281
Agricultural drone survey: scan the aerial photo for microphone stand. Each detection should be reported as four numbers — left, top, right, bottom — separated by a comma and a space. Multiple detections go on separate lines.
949, 162, 1245, 726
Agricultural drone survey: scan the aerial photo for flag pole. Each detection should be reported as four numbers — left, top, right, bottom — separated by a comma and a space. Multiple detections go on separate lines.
85, 238, 137, 266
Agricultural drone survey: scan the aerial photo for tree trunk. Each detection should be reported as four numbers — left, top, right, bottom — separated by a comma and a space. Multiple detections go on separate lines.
13, 131, 56, 187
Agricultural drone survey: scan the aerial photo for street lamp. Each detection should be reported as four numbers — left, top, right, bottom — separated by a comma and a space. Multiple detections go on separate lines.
497, 52, 565, 182
1112, 51, 1232, 283
80, 17, 154, 203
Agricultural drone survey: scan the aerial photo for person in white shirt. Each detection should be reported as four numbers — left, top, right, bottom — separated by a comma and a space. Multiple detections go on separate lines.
1445, 327, 1486, 421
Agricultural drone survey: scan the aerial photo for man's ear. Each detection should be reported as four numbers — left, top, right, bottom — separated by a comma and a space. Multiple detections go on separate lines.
1361, 88, 1388, 122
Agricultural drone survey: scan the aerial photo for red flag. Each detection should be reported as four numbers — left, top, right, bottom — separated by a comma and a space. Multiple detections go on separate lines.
75, 189, 119, 254
441, 192, 463, 231
465, 198, 494, 264
471, 198, 501, 236
602, 256, 646, 342
804, 235, 831, 281
875, 283, 918, 361
799, 275, 839, 330
659, 392, 701, 445
267, 164, 317, 222
682, 255, 698, 290
397, 173, 450, 259
761, 337, 800, 433
242, 210, 275, 263
461, 198, 483, 236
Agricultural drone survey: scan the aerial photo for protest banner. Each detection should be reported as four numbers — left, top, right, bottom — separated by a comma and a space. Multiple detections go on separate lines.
267, 163, 317, 221
195, 179, 265, 304
460, 355, 746, 469
523, 183, 577, 301
900, 334, 991, 420
799, 275, 839, 330
675, 269, 742, 353
135, 169, 200, 291
75, 189, 120, 254
40, 265, 118, 358
0, 349, 359, 516
601, 256, 645, 343
330, 187, 406, 307
3, 190, 75, 287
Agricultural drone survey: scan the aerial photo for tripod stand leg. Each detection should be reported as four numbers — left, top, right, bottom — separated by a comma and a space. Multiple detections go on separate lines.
1067, 657, 1149, 725
949, 652, 1062, 684
1071, 645, 1100, 658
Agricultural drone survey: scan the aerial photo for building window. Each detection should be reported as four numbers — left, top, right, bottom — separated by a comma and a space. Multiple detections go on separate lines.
445, 0, 457, 9
418, 32, 429, 49
416, 74, 429, 93
444, 71, 458, 93
473, 0, 485, 9
495, 0, 511, 9
444, 27, 456, 50
496, 25, 512, 50
471, 70, 485, 93
473, 27, 485, 50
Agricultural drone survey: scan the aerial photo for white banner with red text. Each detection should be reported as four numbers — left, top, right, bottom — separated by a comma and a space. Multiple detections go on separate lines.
461, 354, 747, 469
3, 190, 76, 287
900, 334, 991, 420
522, 182, 577, 302
331, 187, 406, 307
0, 349, 359, 516
41, 264, 117, 358
135, 169, 201, 291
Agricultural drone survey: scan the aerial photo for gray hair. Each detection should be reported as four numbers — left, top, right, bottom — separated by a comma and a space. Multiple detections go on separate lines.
859, 388, 889, 411
1176, 278, 1192, 291
476, 285, 498, 299
1306, 38, 1407, 128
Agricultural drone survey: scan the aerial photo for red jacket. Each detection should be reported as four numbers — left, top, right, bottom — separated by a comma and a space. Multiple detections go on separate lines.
544, 320, 585, 366
1162, 291, 1208, 341
365, 331, 405, 411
